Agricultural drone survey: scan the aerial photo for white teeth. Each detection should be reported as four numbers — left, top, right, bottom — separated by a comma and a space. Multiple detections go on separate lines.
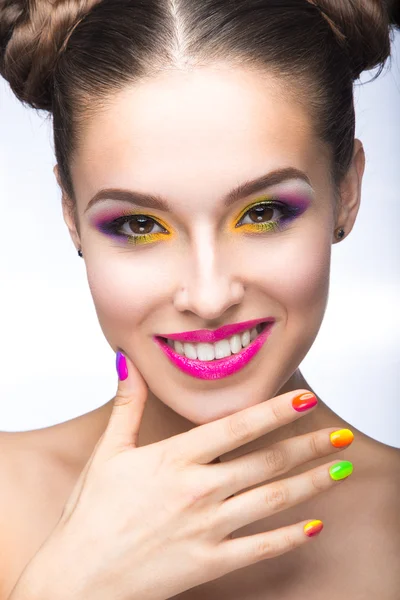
169, 325, 263, 361
214, 339, 232, 359
183, 342, 197, 360
229, 334, 242, 354
241, 330, 251, 347
196, 343, 215, 361
174, 340, 185, 355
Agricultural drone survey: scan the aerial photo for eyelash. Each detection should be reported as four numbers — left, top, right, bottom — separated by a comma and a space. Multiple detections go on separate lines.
100, 200, 300, 246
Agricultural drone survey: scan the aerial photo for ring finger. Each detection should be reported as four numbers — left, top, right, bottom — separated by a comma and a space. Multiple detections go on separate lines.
210, 427, 354, 500
215, 457, 353, 537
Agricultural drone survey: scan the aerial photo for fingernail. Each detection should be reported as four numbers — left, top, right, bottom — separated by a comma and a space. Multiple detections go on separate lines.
330, 429, 354, 448
292, 392, 318, 412
116, 351, 128, 381
304, 520, 324, 537
329, 460, 353, 481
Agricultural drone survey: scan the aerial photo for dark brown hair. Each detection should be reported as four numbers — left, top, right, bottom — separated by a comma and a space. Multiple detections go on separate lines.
0, 0, 397, 231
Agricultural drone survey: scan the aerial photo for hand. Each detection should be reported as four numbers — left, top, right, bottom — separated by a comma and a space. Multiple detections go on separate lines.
9, 353, 353, 600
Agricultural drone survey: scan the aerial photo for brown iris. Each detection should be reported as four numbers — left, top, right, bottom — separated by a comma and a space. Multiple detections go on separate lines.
248, 205, 274, 223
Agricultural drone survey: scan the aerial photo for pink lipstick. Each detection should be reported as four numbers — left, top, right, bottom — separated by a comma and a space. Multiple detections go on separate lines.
153, 319, 275, 380
157, 318, 274, 343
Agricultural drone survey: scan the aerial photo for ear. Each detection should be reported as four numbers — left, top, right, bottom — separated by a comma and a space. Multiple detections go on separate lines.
54, 164, 82, 253
333, 138, 365, 243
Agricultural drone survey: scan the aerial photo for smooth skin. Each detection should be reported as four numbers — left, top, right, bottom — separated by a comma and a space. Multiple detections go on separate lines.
9, 356, 353, 600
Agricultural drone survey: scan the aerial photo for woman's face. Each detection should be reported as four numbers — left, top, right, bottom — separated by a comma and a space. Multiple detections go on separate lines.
64, 65, 350, 425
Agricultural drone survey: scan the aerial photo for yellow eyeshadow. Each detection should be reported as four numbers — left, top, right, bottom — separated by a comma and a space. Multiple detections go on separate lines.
126, 232, 172, 246
115, 193, 294, 246
227, 196, 277, 233
238, 221, 281, 233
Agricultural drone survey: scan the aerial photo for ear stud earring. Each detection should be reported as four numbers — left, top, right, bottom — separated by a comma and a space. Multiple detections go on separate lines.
78, 248, 83, 257
335, 227, 345, 240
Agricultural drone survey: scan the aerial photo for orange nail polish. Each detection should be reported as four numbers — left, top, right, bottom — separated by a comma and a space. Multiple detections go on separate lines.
304, 520, 324, 537
330, 429, 354, 448
292, 392, 318, 412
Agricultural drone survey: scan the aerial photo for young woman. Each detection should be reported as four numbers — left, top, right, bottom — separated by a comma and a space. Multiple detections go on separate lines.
1, 1, 399, 599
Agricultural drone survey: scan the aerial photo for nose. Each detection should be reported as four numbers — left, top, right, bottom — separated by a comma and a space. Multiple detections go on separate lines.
173, 234, 245, 320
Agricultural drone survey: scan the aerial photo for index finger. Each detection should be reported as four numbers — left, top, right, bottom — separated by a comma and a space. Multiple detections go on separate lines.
179, 389, 317, 465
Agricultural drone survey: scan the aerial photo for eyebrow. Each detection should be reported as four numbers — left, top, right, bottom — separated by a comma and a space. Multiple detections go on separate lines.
84, 167, 312, 214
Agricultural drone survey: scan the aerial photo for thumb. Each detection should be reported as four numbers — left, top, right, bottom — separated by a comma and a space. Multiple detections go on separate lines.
97, 350, 149, 460
58, 351, 148, 524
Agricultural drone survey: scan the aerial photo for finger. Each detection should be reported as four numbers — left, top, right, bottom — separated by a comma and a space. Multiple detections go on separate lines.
216, 459, 353, 536
93, 350, 149, 464
179, 389, 318, 465
211, 427, 354, 498
214, 517, 325, 573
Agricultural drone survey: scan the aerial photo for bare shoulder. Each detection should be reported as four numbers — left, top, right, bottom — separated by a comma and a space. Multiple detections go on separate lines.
0, 431, 38, 597
350, 431, 400, 512
356, 431, 400, 480
0, 430, 34, 501
0, 425, 81, 511
0, 426, 82, 599
0, 428, 63, 486
0, 428, 58, 531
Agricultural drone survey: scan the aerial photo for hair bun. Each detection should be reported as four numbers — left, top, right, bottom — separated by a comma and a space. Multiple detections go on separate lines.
387, 0, 400, 27
0, 0, 101, 111
309, 0, 392, 80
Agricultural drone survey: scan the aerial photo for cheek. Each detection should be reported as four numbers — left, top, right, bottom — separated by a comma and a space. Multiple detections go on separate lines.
85, 257, 165, 331
239, 229, 331, 316
272, 236, 331, 312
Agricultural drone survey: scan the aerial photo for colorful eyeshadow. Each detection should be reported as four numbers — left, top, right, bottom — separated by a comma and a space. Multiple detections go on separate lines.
230, 192, 311, 236
91, 208, 172, 246
90, 190, 312, 246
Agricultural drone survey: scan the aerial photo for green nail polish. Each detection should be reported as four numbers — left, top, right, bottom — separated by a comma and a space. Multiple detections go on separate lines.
329, 460, 353, 481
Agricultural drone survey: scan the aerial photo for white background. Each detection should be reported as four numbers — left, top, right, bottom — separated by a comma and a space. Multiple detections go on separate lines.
0, 29, 399, 447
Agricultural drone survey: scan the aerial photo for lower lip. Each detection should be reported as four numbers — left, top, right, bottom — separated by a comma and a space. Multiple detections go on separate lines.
153, 322, 274, 381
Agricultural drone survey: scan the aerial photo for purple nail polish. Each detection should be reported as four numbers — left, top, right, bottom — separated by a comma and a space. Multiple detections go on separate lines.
116, 351, 128, 381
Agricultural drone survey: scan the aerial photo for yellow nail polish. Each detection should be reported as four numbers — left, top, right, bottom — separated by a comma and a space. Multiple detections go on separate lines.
330, 428, 354, 448
304, 519, 324, 537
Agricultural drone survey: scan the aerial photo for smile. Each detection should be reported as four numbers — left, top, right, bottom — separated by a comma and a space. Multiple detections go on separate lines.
153, 321, 275, 380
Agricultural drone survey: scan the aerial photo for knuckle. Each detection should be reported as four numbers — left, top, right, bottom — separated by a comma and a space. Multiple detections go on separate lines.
308, 431, 323, 458
254, 536, 274, 558
181, 470, 216, 508
264, 483, 288, 511
310, 467, 327, 492
226, 414, 253, 445
264, 446, 287, 475
184, 481, 214, 507
172, 447, 190, 470
270, 400, 284, 424
164, 438, 191, 470
283, 532, 297, 552
112, 391, 132, 406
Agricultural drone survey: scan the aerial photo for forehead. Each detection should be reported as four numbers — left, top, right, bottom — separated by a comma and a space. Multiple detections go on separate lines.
72, 65, 328, 202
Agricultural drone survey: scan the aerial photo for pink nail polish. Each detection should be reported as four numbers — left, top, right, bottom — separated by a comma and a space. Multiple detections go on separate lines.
116, 351, 128, 381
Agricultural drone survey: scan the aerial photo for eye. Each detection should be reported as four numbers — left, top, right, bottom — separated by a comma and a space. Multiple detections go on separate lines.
236, 200, 299, 230
104, 214, 168, 239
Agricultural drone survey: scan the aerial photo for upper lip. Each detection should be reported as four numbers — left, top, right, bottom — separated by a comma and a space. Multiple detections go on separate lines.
156, 317, 276, 344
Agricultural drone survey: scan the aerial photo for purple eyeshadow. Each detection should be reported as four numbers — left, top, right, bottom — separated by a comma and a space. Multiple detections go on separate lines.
274, 192, 311, 213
